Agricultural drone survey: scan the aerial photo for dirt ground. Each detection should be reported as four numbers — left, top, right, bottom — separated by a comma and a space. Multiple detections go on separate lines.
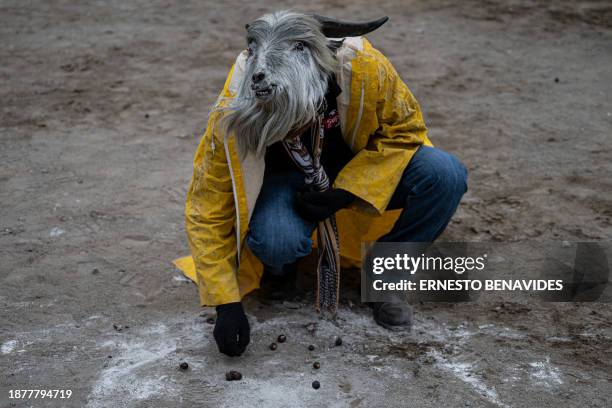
1, 0, 611, 407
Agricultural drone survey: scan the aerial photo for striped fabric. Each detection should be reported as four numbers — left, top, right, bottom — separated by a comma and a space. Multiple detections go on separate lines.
282, 115, 341, 315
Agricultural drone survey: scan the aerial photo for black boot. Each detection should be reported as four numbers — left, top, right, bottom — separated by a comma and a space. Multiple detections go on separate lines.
259, 261, 299, 301
370, 302, 413, 331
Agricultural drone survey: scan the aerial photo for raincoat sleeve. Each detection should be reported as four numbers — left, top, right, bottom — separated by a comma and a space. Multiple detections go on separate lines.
333, 47, 429, 215
185, 101, 241, 307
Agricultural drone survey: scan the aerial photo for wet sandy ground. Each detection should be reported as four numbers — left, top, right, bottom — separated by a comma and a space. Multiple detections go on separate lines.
1, 0, 611, 407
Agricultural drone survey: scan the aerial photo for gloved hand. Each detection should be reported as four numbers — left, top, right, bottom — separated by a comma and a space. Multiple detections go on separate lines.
295, 188, 355, 222
213, 302, 250, 357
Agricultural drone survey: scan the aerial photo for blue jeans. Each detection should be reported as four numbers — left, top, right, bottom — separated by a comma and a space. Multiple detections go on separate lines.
246, 146, 468, 270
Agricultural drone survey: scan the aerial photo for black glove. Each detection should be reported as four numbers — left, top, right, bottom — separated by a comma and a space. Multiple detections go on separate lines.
295, 188, 355, 222
213, 302, 250, 357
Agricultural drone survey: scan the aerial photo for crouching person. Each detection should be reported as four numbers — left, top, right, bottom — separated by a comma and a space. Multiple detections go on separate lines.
184, 11, 467, 357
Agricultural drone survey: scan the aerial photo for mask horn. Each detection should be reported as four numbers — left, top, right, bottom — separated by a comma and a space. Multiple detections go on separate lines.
313, 14, 389, 38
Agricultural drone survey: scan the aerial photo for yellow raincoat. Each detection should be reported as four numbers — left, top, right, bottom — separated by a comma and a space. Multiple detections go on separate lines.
175, 37, 432, 306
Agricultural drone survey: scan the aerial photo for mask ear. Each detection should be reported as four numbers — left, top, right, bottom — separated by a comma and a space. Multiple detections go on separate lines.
327, 39, 345, 53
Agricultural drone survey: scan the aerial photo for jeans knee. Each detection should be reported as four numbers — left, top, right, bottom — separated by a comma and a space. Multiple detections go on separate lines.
246, 227, 312, 268
423, 151, 468, 201
445, 155, 468, 197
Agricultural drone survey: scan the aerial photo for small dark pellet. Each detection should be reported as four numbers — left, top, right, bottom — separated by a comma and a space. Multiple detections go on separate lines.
179, 362, 189, 370
277, 334, 286, 343
312, 380, 320, 389
269, 343, 277, 350
308, 345, 315, 351
334, 336, 342, 346
225, 370, 242, 381
313, 361, 320, 369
